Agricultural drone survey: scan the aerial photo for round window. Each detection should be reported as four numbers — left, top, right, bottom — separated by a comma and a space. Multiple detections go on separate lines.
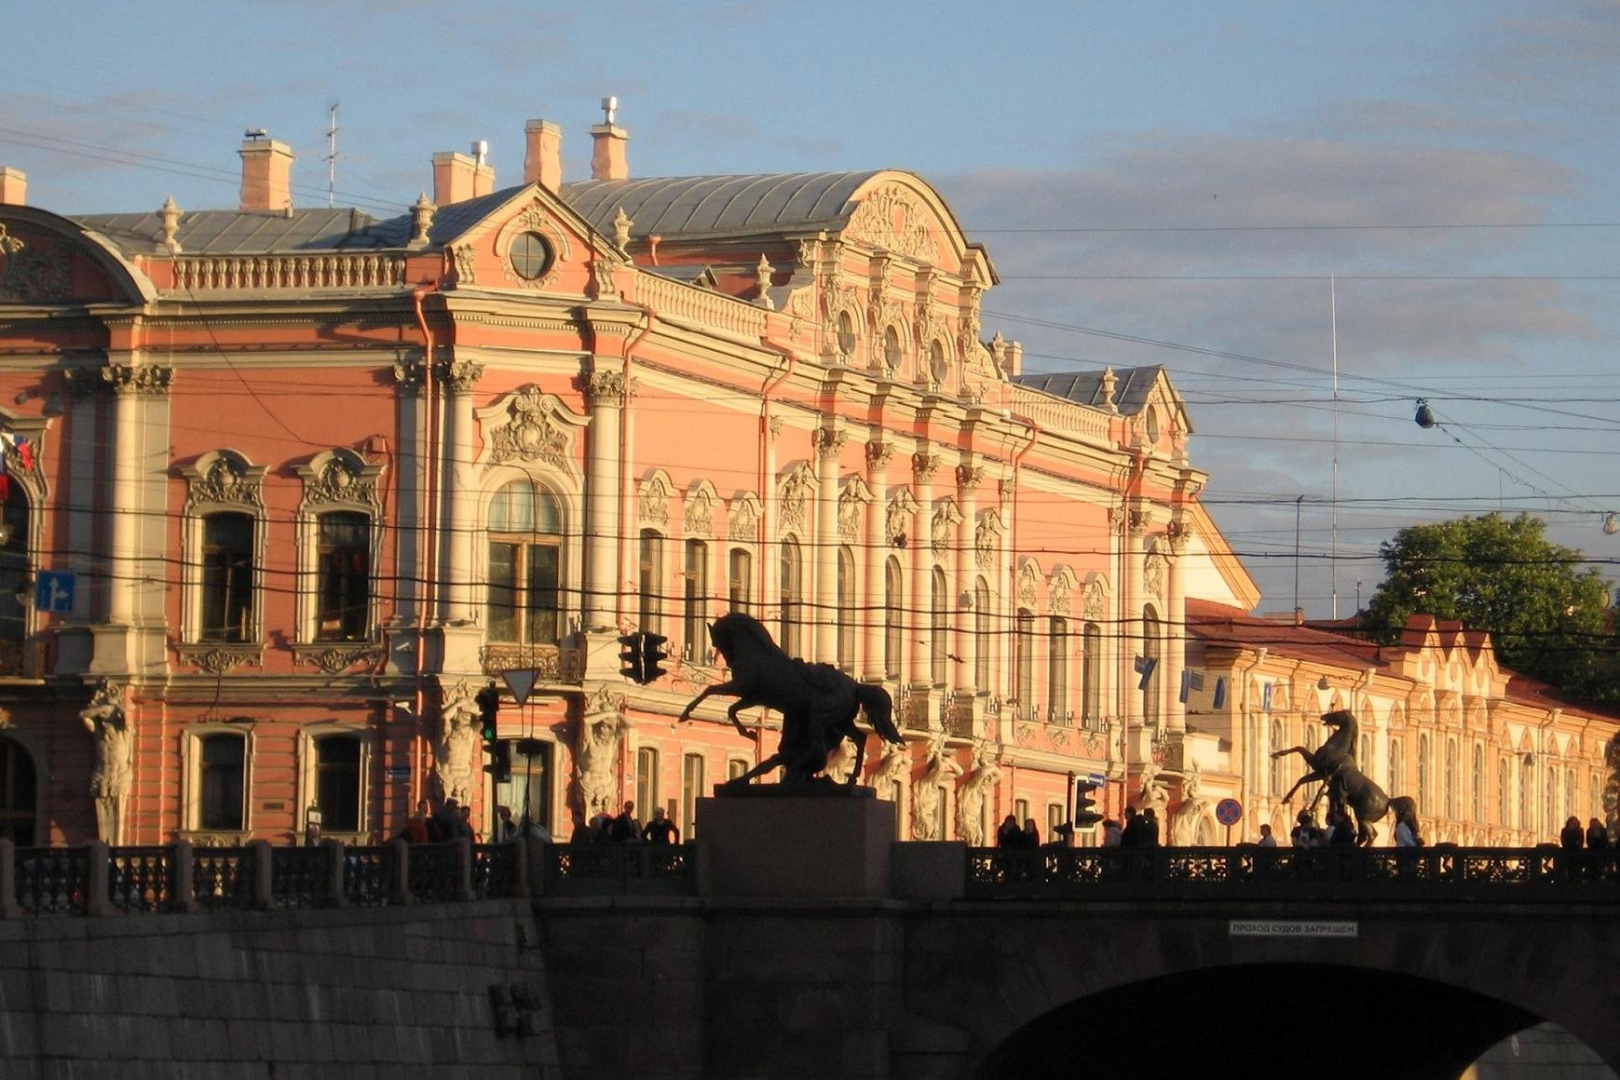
509, 232, 554, 280
836, 311, 856, 358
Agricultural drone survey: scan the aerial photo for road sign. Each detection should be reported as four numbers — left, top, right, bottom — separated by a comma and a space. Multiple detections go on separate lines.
502, 668, 540, 705
1215, 798, 1243, 827
385, 765, 411, 781
34, 571, 75, 614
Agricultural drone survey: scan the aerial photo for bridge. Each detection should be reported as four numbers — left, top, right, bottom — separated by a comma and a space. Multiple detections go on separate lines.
0, 802, 1616, 1079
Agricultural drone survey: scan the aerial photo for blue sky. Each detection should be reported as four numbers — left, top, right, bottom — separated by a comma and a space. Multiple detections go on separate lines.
7, 0, 1620, 616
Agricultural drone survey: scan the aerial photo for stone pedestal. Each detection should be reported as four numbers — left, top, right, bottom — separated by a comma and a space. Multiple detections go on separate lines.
696, 788, 896, 898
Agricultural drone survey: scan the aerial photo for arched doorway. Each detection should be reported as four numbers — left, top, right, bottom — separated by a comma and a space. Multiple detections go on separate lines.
0, 735, 38, 845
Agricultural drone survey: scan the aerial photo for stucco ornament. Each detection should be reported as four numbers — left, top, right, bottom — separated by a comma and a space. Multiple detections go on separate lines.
1168, 766, 1213, 847
912, 731, 962, 841
955, 743, 1000, 847
872, 743, 911, 804
778, 464, 816, 535
845, 186, 939, 264
435, 680, 483, 807
886, 488, 918, 547
838, 477, 872, 540
0, 225, 72, 303
575, 695, 630, 825
728, 494, 761, 542
975, 510, 1004, 571
1143, 549, 1167, 601
639, 474, 672, 528
684, 484, 717, 538
81, 679, 132, 844
931, 498, 962, 553
487, 387, 571, 470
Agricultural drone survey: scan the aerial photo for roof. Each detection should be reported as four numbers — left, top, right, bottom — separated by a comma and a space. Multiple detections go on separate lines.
1186, 598, 1386, 670
559, 172, 884, 241
73, 208, 398, 256
1012, 368, 1166, 413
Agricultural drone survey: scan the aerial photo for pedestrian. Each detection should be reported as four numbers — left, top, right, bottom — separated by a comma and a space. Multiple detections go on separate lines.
610, 800, 641, 843
1560, 815, 1585, 850
431, 799, 461, 843
1101, 819, 1122, 847
1120, 806, 1148, 848
1327, 809, 1357, 847
1257, 823, 1277, 847
1587, 818, 1609, 851
1394, 809, 1421, 848
1141, 807, 1160, 847
398, 798, 431, 844
1021, 818, 1041, 849
457, 802, 479, 842
1290, 810, 1320, 848
995, 814, 1021, 848
641, 805, 680, 844
492, 805, 517, 843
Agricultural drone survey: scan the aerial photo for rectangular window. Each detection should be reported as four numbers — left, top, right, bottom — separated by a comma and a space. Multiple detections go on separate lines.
636, 747, 660, 822
495, 740, 552, 831
198, 735, 245, 831
930, 568, 948, 685
526, 544, 560, 645
316, 511, 370, 642
488, 542, 519, 642
201, 513, 255, 642
1082, 624, 1102, 727
728, 548, 752, 614
779, 540, 802, 658
728, 758, 749, 782
682, 753, 704, 840
1048, 617, 1069, 724
639, 531, 663, 632
315, 735, 361, 833
683, 540, 708, 661
1014, 611, 1034, 720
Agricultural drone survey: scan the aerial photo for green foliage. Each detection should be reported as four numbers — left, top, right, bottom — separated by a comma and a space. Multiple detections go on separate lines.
1363, 514, 1615, 700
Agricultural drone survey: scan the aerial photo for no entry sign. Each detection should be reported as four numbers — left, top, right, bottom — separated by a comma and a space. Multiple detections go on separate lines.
1215, 798, 1243, 827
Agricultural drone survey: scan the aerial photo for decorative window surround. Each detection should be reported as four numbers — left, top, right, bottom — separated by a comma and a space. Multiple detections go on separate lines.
178, 450, 268, 658
179, 723, 255, 844
292, 448, 385, 658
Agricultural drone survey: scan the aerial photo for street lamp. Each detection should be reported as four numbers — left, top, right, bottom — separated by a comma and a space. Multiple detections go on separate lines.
1414, 399, 1436, 429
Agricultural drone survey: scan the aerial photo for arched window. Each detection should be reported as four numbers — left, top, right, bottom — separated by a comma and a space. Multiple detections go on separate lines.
315, 510, 370, 642
1082, 623, 1102, 728
636, 747, 660, 819
0, 489, 30, 674
683, 539, 709, 661
202, 512, 256, 643
1545, 765, 1558, 836
884, 557, 904, 679
637, 528, 663, 633
1269, 719, 1287, 795
927, 340, 948, 387
681, 753, 705, 840
1389, 738, 1404, 801
1566, 767, 1578, 820
1048, 617, 1069, 724
1471, 743, 1484, 823
1014, 609, 1034, 719
197, 732, 247, 832
0, 736, 37, 845
778, 539, 802, 658
836, 546, 856, 671
487, 481, 563, 645
1141, 608, 1162, 728
314, 734, 361, 834
974, 577, 991, 690
727, 548, 752, 614
1519, 756, 1533, 833
1417, 734, 1430, 816
930, 567, 948, 685
883, 325, 903, 373
1443, 739, 1458, 820
1497, 757, 1510, 827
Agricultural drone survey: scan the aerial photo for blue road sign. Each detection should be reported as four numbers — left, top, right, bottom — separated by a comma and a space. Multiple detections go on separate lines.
35, 571, 75, 614
1215, 798, 1244, 827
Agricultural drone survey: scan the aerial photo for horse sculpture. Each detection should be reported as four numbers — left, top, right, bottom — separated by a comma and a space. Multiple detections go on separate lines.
1273, 709, 1396, 845
677, 612, 904, 786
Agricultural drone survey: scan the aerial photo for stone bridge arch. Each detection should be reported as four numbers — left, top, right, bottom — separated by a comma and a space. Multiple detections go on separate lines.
902, 903, 1620, 1078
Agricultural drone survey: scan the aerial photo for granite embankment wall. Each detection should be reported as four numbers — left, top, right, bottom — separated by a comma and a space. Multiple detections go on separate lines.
0, 900, 560, 1080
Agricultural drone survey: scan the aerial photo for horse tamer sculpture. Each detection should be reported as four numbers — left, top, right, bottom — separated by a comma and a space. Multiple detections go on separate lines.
1272, 709, 1419, 846
677, 612, 903, 786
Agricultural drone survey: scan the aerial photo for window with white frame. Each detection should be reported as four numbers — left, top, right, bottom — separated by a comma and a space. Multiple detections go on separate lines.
974, 577, 991, 691
1081, 622, 1102, 727
488, 480, 563, 646
885, 557, 905, 679
295, 449, 383, 645
298, 729, 369, 837
727, 547, 752, 614
683, 539, 709, 661
779, 538, 803, 658
181, 451, 267, 646
681, 753, 704, 839
636, 746, 660, 821
1141, 607, 1162, 728
202, 513, 255, 643
930, 566, 948, 685
1014, 609, 1034, 719
1048, 617, 1069, 725
836, 546, 856, 671
638, 529, 664, 633
189, 729, 248, 834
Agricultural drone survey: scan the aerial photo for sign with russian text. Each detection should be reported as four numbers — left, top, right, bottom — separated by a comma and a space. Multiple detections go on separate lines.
1230, 920, 1358, 938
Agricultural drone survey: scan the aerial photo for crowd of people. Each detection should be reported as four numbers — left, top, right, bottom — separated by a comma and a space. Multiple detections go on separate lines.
573, 801, 683, 846
395, 797, 554, 845
1560, 816, 1611, 852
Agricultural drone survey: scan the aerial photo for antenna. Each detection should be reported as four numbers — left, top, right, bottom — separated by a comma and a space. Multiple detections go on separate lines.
324, 101, 339, 208
1330, 271, 1339, 620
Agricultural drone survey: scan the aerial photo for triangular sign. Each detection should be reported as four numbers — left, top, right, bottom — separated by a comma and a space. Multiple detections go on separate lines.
502, 668, 539, 706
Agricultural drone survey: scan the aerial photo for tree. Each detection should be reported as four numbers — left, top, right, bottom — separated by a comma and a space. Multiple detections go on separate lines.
1362, 514, 1615, 701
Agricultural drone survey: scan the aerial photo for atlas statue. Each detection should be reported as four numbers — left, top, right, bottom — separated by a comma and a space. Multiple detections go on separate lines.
1273, 709, 1419, 845
677, 612, 904, 786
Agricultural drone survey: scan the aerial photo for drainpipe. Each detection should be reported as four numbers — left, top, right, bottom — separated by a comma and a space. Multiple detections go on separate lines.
411, 279, 442, 812
1002, 410, 1040, 746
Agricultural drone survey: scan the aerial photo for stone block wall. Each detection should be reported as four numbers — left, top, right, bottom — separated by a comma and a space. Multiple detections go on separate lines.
0, 900, 560, 1080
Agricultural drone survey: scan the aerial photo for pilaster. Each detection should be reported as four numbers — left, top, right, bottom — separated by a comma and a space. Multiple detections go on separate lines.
908, 449, 939, 712
583, 369, 631, 634
812, 427, 845, 663
439, 358, 483, 627
862, 438, 893, 682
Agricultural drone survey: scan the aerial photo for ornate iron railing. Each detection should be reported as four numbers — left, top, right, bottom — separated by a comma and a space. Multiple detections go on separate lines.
542, 843, 698, 897
343, 847, 395, 907
474, 843, 520, 899
965, 845, 1620, 902
406, 842, 460, 904
193, 846, 253, 911
15, 849, 90, 915
266, 846, 327, 910
107, 846, 174, 913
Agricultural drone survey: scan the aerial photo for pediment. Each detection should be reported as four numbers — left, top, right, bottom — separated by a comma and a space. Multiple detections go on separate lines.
440, 184, 622, 299
841, 172, 987, 282
0, 207, 155, 305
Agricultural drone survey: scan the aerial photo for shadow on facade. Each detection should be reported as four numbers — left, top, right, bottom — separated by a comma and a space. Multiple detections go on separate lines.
971, 962, 1583, 1080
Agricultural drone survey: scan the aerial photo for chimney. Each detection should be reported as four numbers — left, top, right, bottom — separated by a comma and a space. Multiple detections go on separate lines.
524, 120, 562, 191
590, 96, 630, 181
0, 167, 25, 206
238, 135, 294, 213
433, 142, 496, 206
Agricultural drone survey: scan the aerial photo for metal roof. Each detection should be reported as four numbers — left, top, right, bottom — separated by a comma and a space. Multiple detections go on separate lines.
559, 172, 883, 241
1012, 367, 1166, 413
73, 208, 397, 255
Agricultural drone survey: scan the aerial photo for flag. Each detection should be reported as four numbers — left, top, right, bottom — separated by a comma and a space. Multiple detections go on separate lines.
1179, 669, 1191, 703
1189, 671, 1205, 691
14, 436, 32, 472
1262, 683, 1274, 713
1134, 655, 1157, 691
1212, 677, 1227, 709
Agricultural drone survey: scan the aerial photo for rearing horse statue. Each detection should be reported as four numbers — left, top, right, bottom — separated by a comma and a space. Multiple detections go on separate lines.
677, 612, 903, 785
1274, 709, 1400, 845
1271, 709, 1359, 806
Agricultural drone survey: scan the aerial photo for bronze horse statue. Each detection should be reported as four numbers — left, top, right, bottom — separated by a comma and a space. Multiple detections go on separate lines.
677, 612, 903, 785
1274, 710, 1406, 845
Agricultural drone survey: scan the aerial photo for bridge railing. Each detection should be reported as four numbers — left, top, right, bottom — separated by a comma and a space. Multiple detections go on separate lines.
541, 842, 699, 897
0, 837, 529, 918
965, 845, 1620, 902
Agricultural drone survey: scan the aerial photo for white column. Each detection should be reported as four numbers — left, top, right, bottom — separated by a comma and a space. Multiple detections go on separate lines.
953, 463, 982, 697
909, 450, 939, 689
583, 370, 628, 632
440, 359, 482, 624
812, 428, 845, 663
1121, 504, 1146, 730
862, 438, 892, 682
1165, 518, 1190, 733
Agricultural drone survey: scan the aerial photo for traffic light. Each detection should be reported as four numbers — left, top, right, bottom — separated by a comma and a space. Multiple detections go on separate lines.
489, 740, 513, 784
475, 684, 501, 742
1074, 780, 1103, 827
619, 632, 646, 682
641, 632, 670, 683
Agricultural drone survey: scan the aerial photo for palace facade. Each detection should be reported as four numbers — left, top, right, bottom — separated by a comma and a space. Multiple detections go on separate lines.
0, 112, 1612, 850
